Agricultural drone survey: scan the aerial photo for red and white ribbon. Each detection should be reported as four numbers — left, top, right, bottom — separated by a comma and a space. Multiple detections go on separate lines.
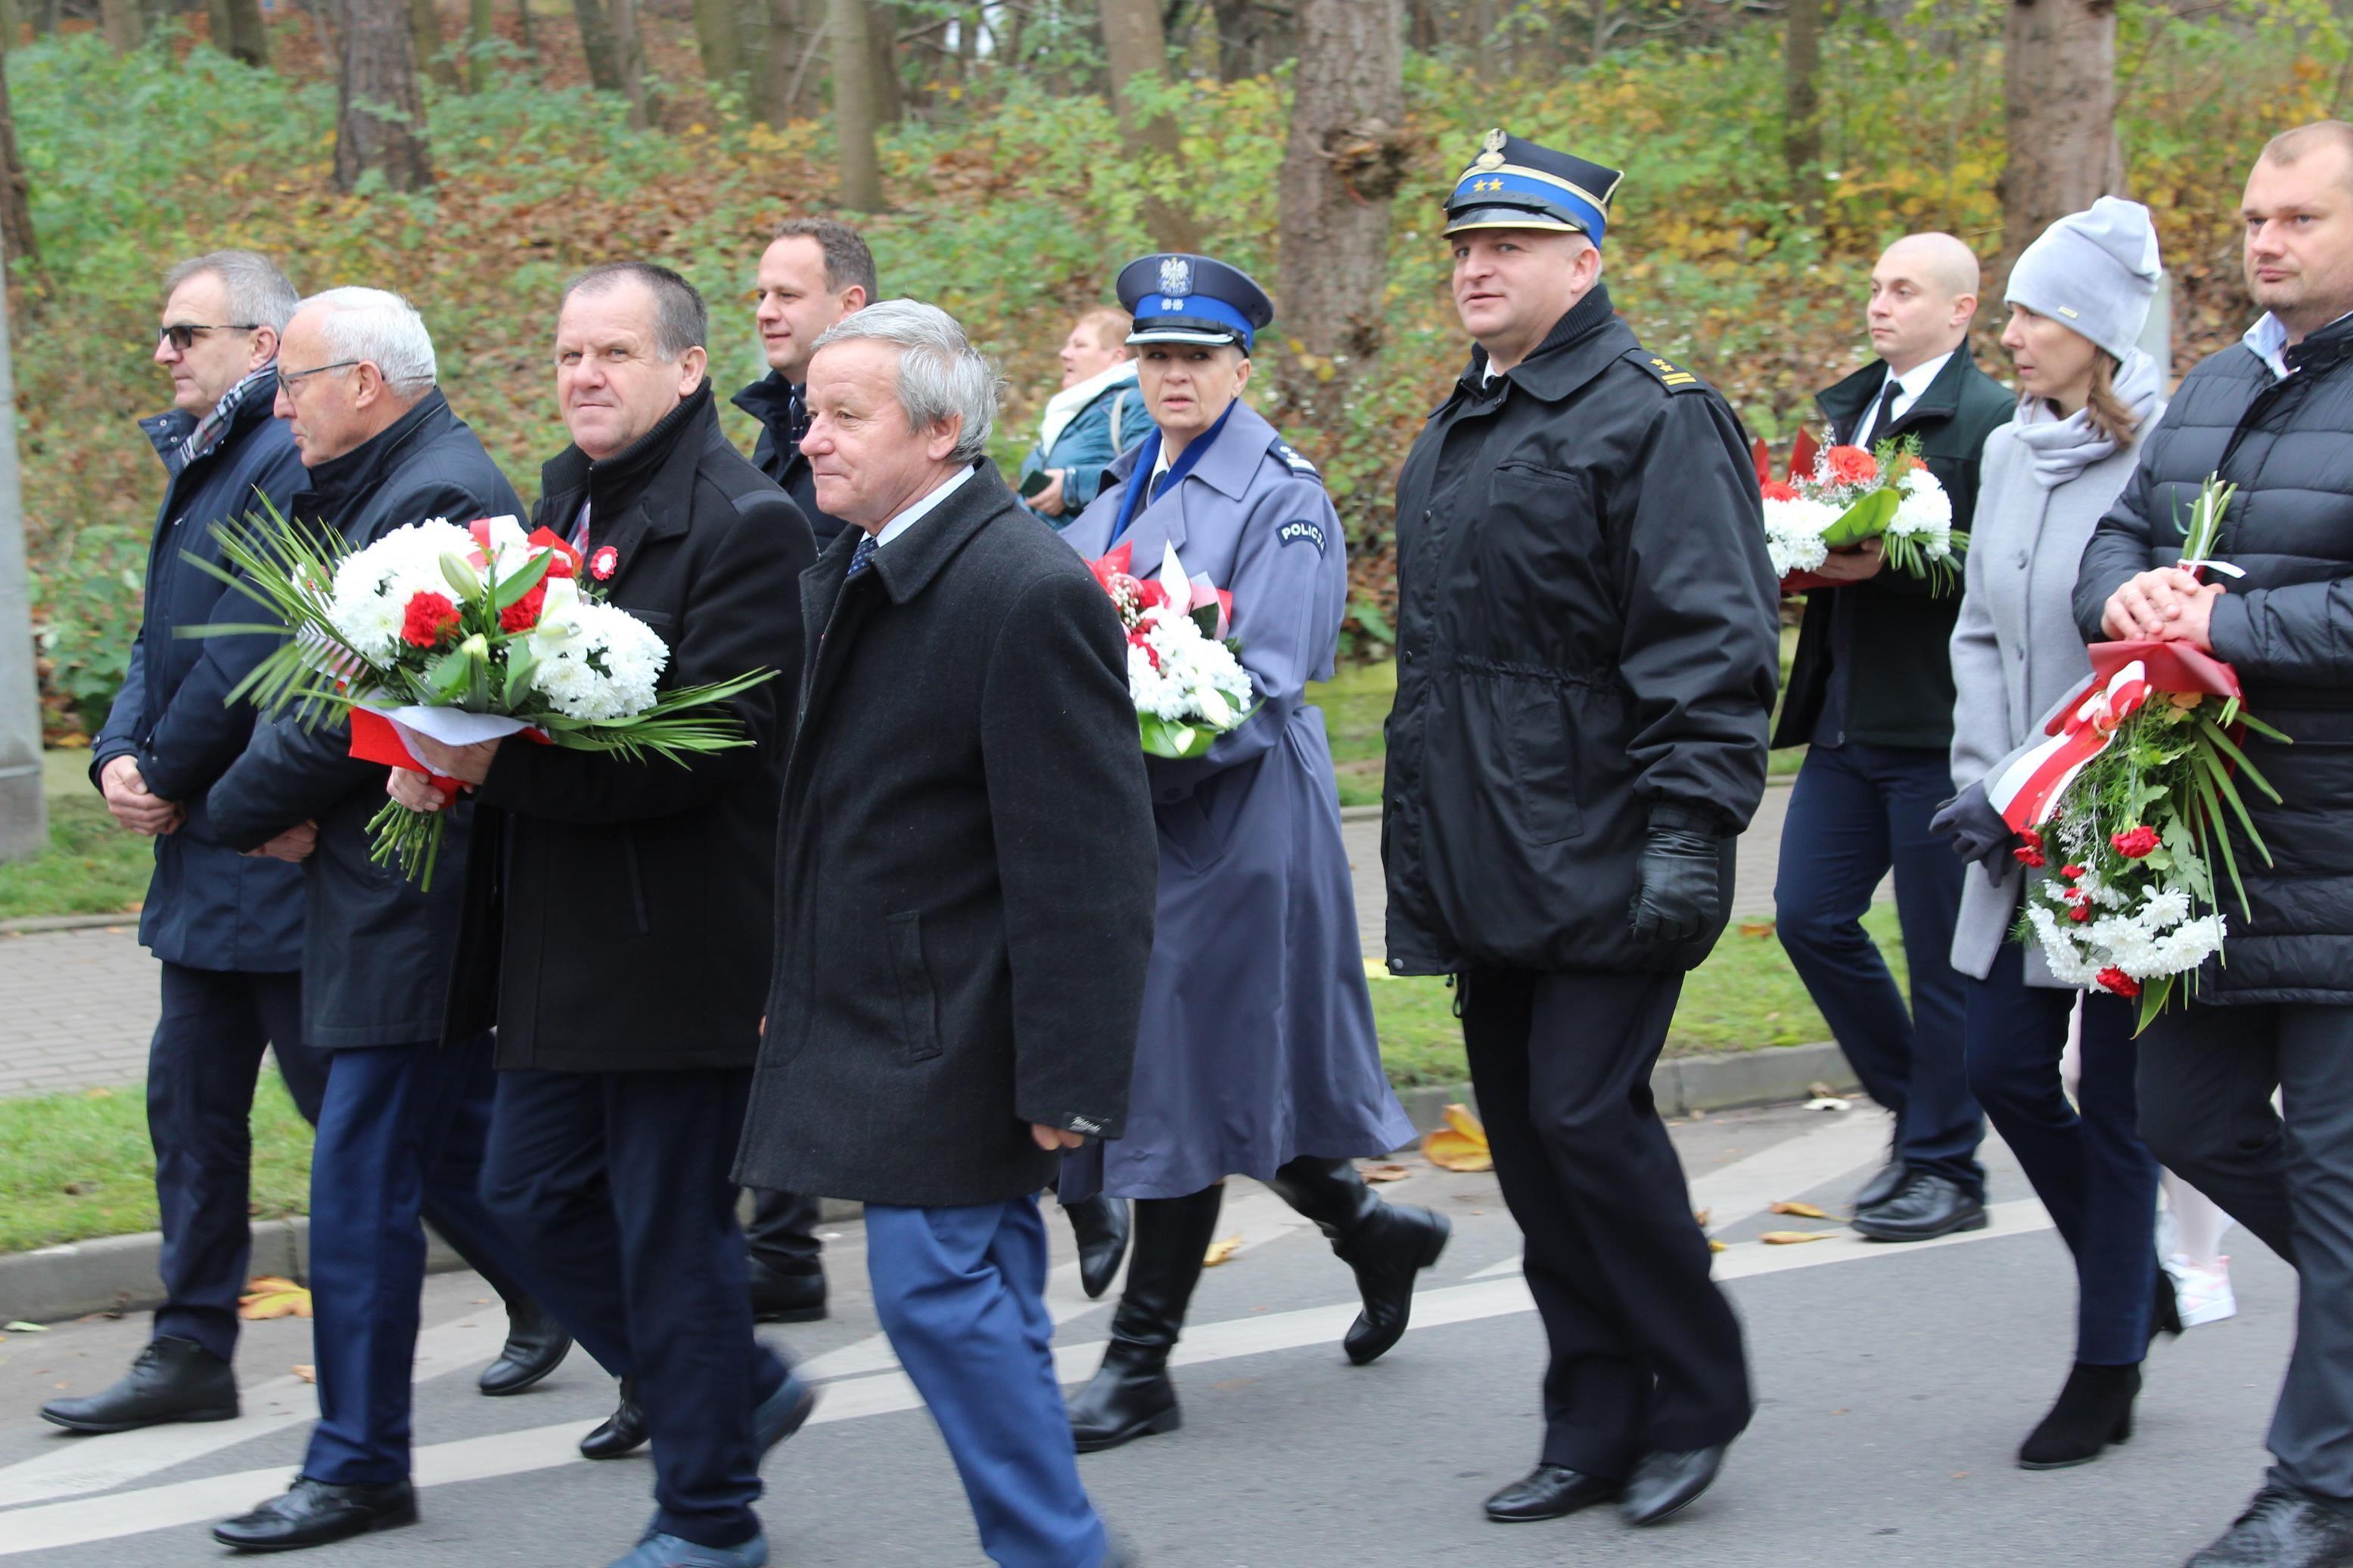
1987, 661, 2153, 831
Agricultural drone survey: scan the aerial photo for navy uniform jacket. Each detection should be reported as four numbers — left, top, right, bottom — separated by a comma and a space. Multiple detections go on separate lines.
206, 392, 524, 1048
1056, 401, 1413, 1200
92, 373, 307, 973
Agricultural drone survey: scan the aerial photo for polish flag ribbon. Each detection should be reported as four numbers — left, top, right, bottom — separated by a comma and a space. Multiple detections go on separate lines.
1987, 662, 2153, 832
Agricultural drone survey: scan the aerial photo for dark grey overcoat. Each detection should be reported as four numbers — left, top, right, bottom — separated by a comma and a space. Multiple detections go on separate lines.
734, 464, 1158, 1209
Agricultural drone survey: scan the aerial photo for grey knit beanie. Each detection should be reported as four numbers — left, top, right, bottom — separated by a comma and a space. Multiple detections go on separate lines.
2004, 196, 2162, 363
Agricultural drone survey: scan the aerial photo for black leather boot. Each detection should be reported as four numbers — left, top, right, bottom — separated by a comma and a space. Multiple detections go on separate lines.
1265, 1155, 1452, 1365
1068, 1185, 1225, 1453
40, 1335, 238, 1433
1064, 1194, 1132, 1300
2018, 1362, 2140, 1470
478, 1295, 573, 1397
580, 1377, 649, 1459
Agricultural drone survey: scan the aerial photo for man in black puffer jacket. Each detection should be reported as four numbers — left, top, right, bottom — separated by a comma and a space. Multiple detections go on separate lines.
2075, 120, 2353, 1568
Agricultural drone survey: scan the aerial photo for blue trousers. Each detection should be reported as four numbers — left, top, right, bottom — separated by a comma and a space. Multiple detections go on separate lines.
302, 1034, 537, 1484
1963, 944, 2156, 1364
148, 962, 326, 1364
867, 1197, 1107, 1568
1775, 741, 1985, 1195
480, 1067, 784, 1551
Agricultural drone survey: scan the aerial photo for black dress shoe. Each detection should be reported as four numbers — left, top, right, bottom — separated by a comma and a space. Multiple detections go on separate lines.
1065, 1194, 1132, 1300
2187, 1483, 2353, 1566
212, 1476, 418, 1552
580, 1377, 649, 1459
1264, 1155, 1452, 1365
1853, 1152, 1907, 1212
748, 1258, 828, 1324
1484, 1464, 1621, 1522
2018, 1362, 2138, 1470
1621, 1445, 1726, 1526
477, 1296, 573, 1396
39, 1335, 237, 1434
1850, 1172, 1988, 1243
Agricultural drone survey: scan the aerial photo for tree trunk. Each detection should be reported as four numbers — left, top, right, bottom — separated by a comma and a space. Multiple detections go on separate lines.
514, 0, 533, 61
335, 0, 434, 191
1098, 0, 1198, 250
0, 36, 36, 272
206, 0, 234, 52
225, 0, 270, 62
760, 0, 796, 117
573, 0, 623, 92
610, 0, 653, 126
692, 0, 744, 92
98, 0, 141, 51
831, 0, 882, 207
28, 0, 49, 38
1277, 0, 1402, 433
411, 0, 459, 86
869, 2, 900, 124
465, 0, 492, 88
1783, 0, 1823, 229
1998, 0, 2118, 280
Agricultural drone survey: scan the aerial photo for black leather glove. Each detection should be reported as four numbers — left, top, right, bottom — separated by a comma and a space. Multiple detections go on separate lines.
1627, 805, 1724, 945
1929, 781, 2018, 885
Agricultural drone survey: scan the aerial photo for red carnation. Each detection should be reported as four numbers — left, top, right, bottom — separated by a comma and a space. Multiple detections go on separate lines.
2096, 967, 2142, 999
1822, 445, 1879, 486
2111, 824, 2162, 859
542, 551, 577, 579
1136, 579, 1168, 610
1760, 479, 1800, 503
2013, 831, 2047, 869
499, 585, 547, 633
401, 590, 462, 649
2068, 902, 2093, 923
2062, 864, 2086, 880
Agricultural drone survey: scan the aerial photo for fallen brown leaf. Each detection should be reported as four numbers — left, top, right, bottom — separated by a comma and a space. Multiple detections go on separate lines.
1422, 1103, 1494, 1172
1361, 1163, 1412, 1184
1691, 1208, 1712, 1227
1758, 1230, 1838, 1246
1201, 1234, 1243, 1268
1769, 1200, 1831, 1219
1708, 1239, 1728, 1253
291, 1364, 316, 1383
238, 1277, 313, 1320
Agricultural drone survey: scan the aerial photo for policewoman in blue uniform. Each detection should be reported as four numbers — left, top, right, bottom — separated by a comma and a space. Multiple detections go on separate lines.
1056, 254, 1450, 1452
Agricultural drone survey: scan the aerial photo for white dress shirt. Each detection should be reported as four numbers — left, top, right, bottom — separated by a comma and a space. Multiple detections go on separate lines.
2243, 311, 2353, 382
872, 463, 979, 551
1853, 350, 1954, 446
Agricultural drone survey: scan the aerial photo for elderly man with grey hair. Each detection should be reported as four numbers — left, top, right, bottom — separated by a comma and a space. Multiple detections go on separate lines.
198, 287, 552, 1554
737, 299, 1156, 1567
392, 261, 817, 1568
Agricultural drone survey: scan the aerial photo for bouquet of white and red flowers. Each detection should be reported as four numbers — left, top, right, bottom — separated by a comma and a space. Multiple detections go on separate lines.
1992, 477, 2286, 1029
189, 508, 772, 887
1086, 539, 1254, 759
1753, 428, 1963, 587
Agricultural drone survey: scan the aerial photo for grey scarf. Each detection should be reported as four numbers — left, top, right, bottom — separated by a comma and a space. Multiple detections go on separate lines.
2009, 347, 2163, 489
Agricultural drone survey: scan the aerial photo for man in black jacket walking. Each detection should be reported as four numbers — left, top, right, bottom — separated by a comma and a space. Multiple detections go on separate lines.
200, 288, 552, 1554
735, 300, 1155, 1567
398, 263, 816, 1568
732, 216, 872, 547
1382, 132, 1780, 1530
1773, 233, 2013, 1243
2077, 120, 2353, 1568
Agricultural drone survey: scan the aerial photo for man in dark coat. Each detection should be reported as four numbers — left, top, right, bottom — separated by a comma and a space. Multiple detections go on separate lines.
2075, 120, 2353, 1568
197, 288, 549, 1554
727, 216, 872, 1323
1382, 132, 1780, 1529
735, 300, 1155, 1567
1773, 232, 2014, 1243
39, 252, 322, 1438
732, 216, 872, 547
399, 264, 816, 1568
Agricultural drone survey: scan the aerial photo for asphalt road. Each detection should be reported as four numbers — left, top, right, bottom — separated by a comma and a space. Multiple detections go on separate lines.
0, 1101, 2286, 1567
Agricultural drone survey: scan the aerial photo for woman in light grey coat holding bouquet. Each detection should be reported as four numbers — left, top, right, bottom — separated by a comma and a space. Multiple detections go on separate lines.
1929, 197, 2175, 1471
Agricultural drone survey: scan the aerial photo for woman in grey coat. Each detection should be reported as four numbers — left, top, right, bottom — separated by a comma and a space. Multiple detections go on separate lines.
1931, 197, 2173, 1470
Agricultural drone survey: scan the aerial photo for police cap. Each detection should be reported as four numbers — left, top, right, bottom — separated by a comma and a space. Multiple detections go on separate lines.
1115, 253, 1275, 352
1443, 128, 1624, 246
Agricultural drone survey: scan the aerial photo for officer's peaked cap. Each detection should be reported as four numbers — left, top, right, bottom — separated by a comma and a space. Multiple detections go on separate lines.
1444, 129, 1623, 246
1116, 253, 1275, 352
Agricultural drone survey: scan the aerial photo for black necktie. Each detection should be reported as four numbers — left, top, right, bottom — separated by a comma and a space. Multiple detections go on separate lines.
1867, 381, 1902, 446
1150, 468, 1174, 505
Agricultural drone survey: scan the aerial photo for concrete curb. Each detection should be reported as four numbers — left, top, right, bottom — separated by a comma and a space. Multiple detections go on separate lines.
0, 1045, 1854, 1327
0, 912, 140, 936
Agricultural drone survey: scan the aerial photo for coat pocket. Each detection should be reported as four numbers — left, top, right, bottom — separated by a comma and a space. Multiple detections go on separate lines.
885, 911, 943, 1062
1498, 678, 1584, 846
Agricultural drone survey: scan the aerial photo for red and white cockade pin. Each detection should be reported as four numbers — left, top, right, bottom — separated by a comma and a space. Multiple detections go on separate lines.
589, 545, 620, 581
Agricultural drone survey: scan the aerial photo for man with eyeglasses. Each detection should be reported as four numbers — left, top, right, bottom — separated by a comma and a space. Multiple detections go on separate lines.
197, 287, 552, 1554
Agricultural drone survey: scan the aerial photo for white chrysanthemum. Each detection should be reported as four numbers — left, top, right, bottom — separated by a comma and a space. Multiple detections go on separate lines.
1887, 466, 1956, 559
1125, 608, 1252, 726
1762, 496, 1839, 576
527, 600, 671, 721
325, 519, 479, 663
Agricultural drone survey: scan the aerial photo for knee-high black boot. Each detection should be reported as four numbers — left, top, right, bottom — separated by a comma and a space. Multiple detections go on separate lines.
1062, 1194, 1132, 1300
1066, 1185, 1225, 1452
1265, 1155, 1451, 1365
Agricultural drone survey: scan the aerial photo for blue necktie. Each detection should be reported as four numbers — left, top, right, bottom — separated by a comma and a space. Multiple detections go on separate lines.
1151, 469, 1173, 504
845, 535, 878, 580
